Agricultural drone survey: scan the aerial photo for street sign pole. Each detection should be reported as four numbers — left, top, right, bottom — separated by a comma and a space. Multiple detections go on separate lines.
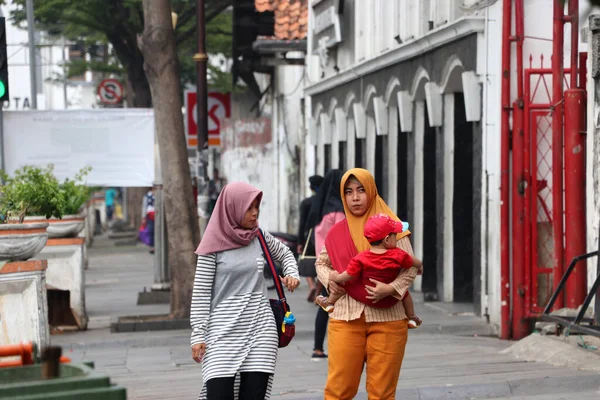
194, 0, 210, 232
26, 0, 37, 110
0, 105, 4, 174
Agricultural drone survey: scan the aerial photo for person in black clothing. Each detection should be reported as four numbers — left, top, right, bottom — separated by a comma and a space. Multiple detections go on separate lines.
306, 169, 345, 360
298, 175, 324, 302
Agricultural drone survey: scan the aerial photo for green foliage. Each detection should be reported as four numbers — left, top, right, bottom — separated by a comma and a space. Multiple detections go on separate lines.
176, 11, 243, 92
60, 166, 92, 215
0, 165, 65, 223
8, 0, 238, 93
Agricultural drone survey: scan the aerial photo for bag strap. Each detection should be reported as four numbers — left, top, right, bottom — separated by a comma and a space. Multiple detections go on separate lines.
300, 228, 313, 258
257, 230, 288, 309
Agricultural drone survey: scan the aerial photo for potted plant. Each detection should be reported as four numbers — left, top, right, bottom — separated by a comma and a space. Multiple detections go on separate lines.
24, 166, 92, 238
0, 165, 64, 260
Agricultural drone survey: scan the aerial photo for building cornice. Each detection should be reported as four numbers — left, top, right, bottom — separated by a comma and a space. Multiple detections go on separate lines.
304, 17, 485, 96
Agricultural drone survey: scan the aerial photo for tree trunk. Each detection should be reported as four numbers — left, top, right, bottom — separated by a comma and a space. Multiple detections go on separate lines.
139, 0, 200, 319
125, 55, 153, 108
126, 186, 150, 230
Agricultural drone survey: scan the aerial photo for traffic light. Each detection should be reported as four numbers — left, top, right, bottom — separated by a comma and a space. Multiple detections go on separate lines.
0, 17, 9, 102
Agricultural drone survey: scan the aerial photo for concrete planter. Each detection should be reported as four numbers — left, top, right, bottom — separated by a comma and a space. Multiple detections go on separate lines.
0, 222, 49, 261
0, 260, 49, 352
24, 215, 85, 238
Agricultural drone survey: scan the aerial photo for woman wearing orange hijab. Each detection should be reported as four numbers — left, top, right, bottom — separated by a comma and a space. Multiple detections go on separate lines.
315, 168, 420, 400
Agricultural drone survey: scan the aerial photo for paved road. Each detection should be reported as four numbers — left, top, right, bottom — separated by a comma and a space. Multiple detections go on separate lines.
52, 235, 600, 399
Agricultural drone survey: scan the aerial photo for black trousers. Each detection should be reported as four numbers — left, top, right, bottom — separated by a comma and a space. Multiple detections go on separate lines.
206, 372, 271, 400
313, 286, 329, 351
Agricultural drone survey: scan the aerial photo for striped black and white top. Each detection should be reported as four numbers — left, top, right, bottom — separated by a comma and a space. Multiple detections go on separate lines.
191, 230, 299, 399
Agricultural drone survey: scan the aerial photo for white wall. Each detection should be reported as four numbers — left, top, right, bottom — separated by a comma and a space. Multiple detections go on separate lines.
220, 116, 279, 231
274, 63, 305, 232
586, 13, 600, 301
481, 0, 503, 329
221, 65, 305, 234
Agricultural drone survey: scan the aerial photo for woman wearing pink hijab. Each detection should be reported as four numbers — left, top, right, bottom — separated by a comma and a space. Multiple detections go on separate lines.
190, 182, 300, 400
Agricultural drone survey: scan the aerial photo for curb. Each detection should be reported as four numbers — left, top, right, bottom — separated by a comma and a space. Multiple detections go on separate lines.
110, 316, 190, 333
136, 289, 170, 305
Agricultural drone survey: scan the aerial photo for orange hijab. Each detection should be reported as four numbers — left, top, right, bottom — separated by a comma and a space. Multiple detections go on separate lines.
340, 168, 410, 253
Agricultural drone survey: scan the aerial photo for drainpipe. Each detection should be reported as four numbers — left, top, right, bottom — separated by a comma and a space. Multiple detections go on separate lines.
564, 0, 587, 308
551, 0, 565, 310
500, 0, 513, 340
482, 5, 491, 323
511, 0, 529, 340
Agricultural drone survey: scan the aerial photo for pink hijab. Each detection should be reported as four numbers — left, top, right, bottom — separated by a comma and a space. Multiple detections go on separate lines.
195, 182, 263, 255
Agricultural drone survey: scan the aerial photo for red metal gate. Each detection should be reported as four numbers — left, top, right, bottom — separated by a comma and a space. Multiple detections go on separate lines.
524, 53, 588, 316
524, 56, 572, 316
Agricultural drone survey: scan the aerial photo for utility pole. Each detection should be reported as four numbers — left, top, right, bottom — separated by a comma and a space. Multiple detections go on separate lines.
26, 0, 37, 109
194, 0, 209, 225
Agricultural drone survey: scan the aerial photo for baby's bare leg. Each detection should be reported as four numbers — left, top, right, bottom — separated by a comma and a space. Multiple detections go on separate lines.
402, 292, 422, 328
402, 291, 415, 316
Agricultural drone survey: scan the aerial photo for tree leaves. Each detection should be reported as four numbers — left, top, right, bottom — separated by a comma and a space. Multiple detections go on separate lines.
0, 165, 65, 222
0, 165, 92, 222
8, 0, 238, 95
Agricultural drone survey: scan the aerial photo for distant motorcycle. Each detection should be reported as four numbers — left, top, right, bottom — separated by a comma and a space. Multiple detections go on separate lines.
265, 232, 298, 289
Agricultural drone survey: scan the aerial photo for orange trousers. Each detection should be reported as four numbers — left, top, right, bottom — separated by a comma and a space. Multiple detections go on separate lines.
324, 315, 408, 400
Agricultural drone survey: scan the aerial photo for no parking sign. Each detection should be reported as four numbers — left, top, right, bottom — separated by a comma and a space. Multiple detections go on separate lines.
97, 79, 124, 105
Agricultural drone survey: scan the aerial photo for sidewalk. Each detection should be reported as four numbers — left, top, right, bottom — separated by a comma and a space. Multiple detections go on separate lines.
51, 235, 600, 399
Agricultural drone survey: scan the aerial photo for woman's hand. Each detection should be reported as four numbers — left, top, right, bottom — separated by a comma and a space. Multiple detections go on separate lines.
365, 279, 396, 303
191, 343, 206, 363
328, 273, 347, 295
282, 276, 300, 292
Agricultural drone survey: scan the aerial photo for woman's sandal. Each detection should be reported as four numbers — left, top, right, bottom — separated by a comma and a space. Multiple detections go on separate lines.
407, 315, 422, 329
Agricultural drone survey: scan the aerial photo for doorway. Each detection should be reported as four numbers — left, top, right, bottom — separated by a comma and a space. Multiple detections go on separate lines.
422, 103, 438, 300
375, 134, 387, 200
453, 93, 475, 302
397, 119, 408, 222
355, 138, 366, 168
339, 141, 347, 171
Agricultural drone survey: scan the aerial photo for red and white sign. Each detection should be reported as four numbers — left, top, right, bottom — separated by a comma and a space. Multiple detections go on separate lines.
184, 90, 231, 148
97, 79, 124, 105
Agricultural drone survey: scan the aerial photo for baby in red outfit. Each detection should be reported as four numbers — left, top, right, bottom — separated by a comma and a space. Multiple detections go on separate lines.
316, 213, 423, 328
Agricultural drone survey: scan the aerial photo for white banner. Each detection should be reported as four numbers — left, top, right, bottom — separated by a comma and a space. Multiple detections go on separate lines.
3, 109, 155, 187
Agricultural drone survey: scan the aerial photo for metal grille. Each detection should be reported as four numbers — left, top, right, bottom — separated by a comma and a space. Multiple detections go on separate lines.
532, 111, 554, 310
524, 55, 571, 314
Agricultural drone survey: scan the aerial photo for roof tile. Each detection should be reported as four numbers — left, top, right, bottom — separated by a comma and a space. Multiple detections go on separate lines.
255, 0, 308, 40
